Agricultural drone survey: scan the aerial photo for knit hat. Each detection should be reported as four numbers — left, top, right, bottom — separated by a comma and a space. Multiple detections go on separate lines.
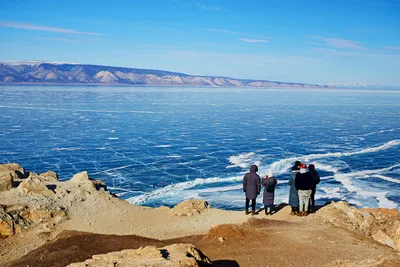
299, 164, 307, 174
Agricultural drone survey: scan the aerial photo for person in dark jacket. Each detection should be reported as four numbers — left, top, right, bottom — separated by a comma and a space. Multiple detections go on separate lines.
243, 165, 261, 215
295, 164, 313, 216
262, 173, 277, 215
288, 161, 301, 215
308, 164, 320, 212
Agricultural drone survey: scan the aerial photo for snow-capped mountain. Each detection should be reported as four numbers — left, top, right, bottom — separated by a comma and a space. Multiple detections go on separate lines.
0, 61, 329, 88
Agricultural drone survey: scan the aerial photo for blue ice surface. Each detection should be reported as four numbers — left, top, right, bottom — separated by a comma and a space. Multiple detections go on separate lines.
0, 85, 399, 210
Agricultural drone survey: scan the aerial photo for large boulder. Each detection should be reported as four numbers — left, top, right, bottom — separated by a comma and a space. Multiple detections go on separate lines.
66, 243, 212, 267
68, 171, 107, 195
70, 171, 90, 183
0, 163, 25, 191
316, 201, 400, 251
0, 204, 67, 237
0, 163, 25, 178
17, 174, 55, 196
38, 171, 59, 182
0, 205, 15, 236
0, 172, 13, 191
172, 199, 210, 216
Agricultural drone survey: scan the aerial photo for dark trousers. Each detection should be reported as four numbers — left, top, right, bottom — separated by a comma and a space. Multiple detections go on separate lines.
265, 204, 274, 214
245, 198, 256, 211
310, 187, 316, 209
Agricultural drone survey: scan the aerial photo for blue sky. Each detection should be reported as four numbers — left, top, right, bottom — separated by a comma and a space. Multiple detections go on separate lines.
1, 0, 400, 85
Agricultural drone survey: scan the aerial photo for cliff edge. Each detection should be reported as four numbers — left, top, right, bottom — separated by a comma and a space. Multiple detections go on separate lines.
1, 163, 399, 267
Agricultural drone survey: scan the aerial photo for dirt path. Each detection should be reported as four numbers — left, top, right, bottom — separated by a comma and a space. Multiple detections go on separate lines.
170, 215, 400, 267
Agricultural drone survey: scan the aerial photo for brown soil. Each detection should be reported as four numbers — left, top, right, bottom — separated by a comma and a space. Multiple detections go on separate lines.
3, 216, 400, 267
171, 218, 400, 267
1, 231, 166, 267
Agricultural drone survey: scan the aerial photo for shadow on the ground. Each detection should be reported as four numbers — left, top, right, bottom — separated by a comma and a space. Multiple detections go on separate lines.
256, 201, 331, 216
212, 259, 240, 266
257, 202, 288, 215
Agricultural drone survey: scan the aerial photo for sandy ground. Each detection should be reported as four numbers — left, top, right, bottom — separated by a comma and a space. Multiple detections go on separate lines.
3, 206, 400, 267
1, 185, 400, 267
0, 190, 250, 265
59, 196, 250, 239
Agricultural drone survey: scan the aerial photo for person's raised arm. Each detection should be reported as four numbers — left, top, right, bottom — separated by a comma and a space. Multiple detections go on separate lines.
261, 175, 268, 186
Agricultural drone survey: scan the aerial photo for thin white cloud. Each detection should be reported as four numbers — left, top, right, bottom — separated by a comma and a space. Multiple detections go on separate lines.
0, 21, 102, 36
36, 37, 83, 43
312, 48, 340, 52
205, 28, 239, 34
239, 38, 268, 44
310, 36, 366, 50
385, 46, 400, 51
192, 2, 229, 11
139, 44, 178, 49
312, 47, 385, 57
307, 41, 322, 46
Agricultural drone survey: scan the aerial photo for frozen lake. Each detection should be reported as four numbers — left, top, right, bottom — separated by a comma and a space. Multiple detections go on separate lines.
0, 85, 399, 210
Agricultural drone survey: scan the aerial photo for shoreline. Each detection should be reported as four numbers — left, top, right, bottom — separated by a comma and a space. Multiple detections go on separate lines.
1, 83, 399, 94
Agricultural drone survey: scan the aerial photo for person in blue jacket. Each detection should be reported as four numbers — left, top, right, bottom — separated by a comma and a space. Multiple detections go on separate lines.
288, 161, 301, 215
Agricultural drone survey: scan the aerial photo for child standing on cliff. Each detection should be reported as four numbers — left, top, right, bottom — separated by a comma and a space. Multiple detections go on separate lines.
262, 173, 277, 215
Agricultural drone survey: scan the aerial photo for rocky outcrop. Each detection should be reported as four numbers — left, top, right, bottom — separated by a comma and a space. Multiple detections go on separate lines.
0, 164, 112, 237
0, 172, 13, 192
70, 171, 107, 191
38, 171, 58, 182
172, 199, 210, 216
316, 201, 400, 251
0, 163, 25, 191
17, 173, 55, 196
66, 243, 211, 267
0, 163, 25, 177
0, 204, 67, 237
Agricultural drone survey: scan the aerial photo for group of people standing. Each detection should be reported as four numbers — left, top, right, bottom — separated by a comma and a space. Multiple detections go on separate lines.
242, 161, 320, 216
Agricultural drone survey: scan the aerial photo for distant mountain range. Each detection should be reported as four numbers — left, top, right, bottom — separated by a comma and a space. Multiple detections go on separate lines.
327, 82, 400, 89
0, 60, 329, 88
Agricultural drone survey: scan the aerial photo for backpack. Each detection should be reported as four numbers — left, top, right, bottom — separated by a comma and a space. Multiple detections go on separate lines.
266, 181, 276, 193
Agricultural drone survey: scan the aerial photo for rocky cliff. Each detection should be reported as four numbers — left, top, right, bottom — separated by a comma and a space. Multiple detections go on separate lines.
1, 163, 400, 267
0, 61, 329, 88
